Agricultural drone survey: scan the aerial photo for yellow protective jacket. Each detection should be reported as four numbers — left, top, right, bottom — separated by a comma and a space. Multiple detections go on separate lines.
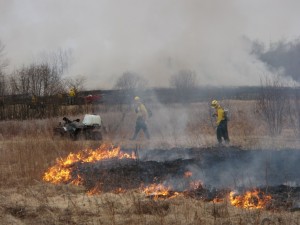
215, 105, 225, 125
69, 88, 76, 97
31, 95, 37, 104
136, 103, 148, 121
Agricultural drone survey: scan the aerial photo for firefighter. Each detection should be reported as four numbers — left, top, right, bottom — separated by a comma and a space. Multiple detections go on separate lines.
211, 100, 230, 145
30, 94, 38, 109
68, 87, 76, 105
130, 96, 150, 140
31, 94, 37, 105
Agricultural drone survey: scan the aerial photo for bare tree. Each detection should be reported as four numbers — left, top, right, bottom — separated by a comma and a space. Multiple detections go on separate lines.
170, 70, 198, 90
114, 71, 147, 90
0, 40, 8, 96
256, 75, 288, 136
0, 40, 8, 72
0, 74, 6, 98
170, 69, 198, 102
287, 85, 300, 136
39, 48, 72, 76
9, 49, 71, 97
64, 75, 86, 92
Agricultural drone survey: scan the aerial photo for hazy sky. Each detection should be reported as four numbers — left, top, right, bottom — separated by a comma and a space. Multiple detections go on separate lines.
1, 0, 300, 89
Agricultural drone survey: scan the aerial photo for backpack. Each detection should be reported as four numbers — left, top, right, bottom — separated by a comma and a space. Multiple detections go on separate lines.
223, 108, 230, 121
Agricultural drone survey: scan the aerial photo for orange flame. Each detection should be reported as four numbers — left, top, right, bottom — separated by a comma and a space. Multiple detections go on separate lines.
189, 180, 203, 190
43, 144, 136, 184
142, 183, 181, 200
87, 186, 101, 196
184, 171, 193, 178
143, 184, 170, 198
229, 190, 272, 209
212, 198, 224, 203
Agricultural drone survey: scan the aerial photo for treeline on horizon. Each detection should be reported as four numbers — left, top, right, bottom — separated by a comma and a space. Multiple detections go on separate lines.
1, 85, 300, 105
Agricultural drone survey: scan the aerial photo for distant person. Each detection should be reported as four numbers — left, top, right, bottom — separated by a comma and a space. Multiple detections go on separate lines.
130, 96, 150, 140
68, 87, 76, 105
211, 100, 230, 145
31, 94, 37, 105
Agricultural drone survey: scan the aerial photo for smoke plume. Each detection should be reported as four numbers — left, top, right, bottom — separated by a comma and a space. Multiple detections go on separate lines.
2, 0, 300, 89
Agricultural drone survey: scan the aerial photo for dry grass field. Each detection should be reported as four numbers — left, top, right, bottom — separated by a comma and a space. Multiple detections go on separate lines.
0, 100, 299, 225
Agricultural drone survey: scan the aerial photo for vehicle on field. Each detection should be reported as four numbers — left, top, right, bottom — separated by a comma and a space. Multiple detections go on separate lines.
53, 114, 103, 140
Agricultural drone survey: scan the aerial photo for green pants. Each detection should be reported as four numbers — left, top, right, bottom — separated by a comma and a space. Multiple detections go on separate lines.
131, 117, 150, 140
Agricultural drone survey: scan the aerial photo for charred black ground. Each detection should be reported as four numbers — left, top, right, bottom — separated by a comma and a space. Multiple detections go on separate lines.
69, 146, 300, 210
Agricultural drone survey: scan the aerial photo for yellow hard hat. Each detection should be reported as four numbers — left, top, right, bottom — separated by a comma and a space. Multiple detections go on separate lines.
211, 100, 218, 107
134, 96, 140, 101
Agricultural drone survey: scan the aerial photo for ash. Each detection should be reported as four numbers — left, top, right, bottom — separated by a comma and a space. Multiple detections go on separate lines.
70, 146, 300, 210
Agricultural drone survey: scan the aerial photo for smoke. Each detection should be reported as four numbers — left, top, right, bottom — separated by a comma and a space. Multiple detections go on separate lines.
252, 39, 300, 83
3, 0, 300, 89
139, 148, 300, 189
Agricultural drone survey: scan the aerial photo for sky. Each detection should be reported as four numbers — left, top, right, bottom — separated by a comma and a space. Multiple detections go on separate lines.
1, 0, 300, 89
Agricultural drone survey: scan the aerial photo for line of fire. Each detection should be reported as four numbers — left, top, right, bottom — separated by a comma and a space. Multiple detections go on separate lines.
43, 144, 300, 211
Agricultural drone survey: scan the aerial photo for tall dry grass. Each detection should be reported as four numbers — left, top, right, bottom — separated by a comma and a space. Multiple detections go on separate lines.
1, 184, 299, 224
0, 100, 299, 224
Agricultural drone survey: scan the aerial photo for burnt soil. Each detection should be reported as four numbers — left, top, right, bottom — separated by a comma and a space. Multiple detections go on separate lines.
70, 146, 300, 210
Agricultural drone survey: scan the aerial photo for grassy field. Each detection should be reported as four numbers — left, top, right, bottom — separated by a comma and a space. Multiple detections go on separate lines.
0, 100, 299, 224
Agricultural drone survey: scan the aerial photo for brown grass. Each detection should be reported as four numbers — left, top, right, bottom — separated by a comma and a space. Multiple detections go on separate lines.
0, 100, 299, 224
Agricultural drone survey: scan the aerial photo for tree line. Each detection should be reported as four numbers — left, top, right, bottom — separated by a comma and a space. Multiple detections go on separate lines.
1, 39, 300, 137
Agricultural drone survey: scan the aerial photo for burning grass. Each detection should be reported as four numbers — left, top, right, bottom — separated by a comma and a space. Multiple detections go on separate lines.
41, 144, 300, 214
229, 190, 272, 209
43, 144, 136, 185
0, 184, 299, 225
0, 100, 300, 224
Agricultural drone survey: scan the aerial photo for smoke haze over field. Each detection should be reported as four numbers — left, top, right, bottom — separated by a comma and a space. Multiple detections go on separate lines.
252, 39, 300, 82
1, 0, 300, 89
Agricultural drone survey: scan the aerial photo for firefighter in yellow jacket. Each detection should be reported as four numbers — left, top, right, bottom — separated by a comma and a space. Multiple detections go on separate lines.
68, 87, 76, 105
211, 100, 230, 145
130, 96, 150, 140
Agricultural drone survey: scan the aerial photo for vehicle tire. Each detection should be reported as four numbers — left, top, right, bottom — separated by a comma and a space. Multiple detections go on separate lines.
70, 130, 80, 141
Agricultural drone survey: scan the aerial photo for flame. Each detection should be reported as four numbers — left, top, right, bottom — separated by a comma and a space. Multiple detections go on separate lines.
71, 175, 84, 185
189, 180, 203, 190
184, 171, 193, 178
142, 183, 181, 200
229, 190, 272, 209
43, 144, 136, 184
87, 186, 101, 196
212, 198, 224, 203
143, 184, 170, 199
114, 188, 126, 194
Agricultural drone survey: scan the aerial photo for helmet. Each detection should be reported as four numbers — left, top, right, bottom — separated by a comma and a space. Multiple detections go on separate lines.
134, 96, 140, 101
211, 100, 218, 107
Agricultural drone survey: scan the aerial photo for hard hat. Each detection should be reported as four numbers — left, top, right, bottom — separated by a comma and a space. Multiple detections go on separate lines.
211, 100, 218, 107
134, 96, 140, 101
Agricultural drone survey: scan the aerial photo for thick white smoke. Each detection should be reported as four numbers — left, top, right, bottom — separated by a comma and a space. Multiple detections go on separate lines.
1, 0, 300, 89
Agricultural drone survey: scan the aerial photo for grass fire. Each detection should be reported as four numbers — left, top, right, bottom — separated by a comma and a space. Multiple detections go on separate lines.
1, 100, 300, 224
43, 144, 136, 185
42, 144, 300, 214
229, 190, 272, 209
